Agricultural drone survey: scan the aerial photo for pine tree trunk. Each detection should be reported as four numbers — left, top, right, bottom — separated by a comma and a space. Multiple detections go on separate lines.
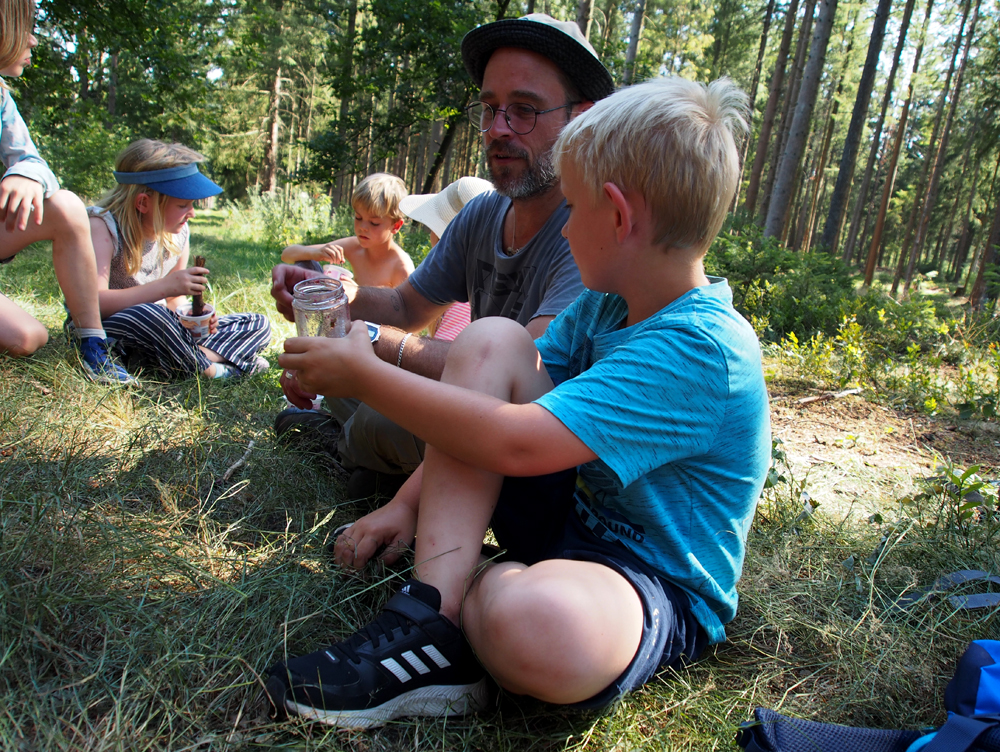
735, 0, 776, 209
902, 0, 979, 296
623, 0, 647, 86
889, 1, 967, 297
760, 0, 816, 222
818, 0, 893, 255
764, 0, 838, 240
262, 65, 283, 194
842, 0, 919, 265
969, 191, 1000, 310
743, 0, 800, 215
577, 0, 595, 39
862, 0, 932, 287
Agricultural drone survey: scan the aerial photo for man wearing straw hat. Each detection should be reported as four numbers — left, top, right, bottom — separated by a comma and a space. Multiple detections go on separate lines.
270, 13, 614, 488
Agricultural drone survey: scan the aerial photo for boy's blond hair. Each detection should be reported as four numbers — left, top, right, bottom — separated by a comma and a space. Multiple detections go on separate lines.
96, 139, 206, 276
0, 0, 35, 86
554, 76, 748, 254
352, 173, 407, 222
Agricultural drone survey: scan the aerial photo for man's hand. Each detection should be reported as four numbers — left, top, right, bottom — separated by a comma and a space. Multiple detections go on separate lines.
333, 500, 417, 569
271, 263, 323, 322
279, 368, 318, 409
278, 321, 377, 398
0, 176, 44, 232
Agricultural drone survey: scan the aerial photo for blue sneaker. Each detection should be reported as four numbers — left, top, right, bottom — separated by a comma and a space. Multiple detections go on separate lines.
77, 337, 135, 384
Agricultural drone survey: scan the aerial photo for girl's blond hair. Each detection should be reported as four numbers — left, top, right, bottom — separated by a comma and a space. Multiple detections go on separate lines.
96, 139, 205, 276
0, 0, 36, 88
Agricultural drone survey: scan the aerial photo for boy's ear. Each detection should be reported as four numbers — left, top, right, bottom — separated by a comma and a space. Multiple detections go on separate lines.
134, 192, 151, 215
391, 218, 405, 234
602, 182, 638, 244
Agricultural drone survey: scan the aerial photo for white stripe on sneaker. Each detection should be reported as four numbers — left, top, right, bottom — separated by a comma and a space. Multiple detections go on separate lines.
420, 645, 452, 669
401, 650, 431, 675
380, 658, 412, 683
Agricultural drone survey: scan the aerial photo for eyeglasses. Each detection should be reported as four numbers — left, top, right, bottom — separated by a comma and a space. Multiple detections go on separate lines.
466, 101, 580, 135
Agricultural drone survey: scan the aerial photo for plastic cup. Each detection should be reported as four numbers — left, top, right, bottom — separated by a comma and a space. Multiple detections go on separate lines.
176, 303, 214, 341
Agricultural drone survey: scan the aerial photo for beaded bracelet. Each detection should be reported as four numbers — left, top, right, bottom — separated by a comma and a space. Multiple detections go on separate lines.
396, 332, 412, 368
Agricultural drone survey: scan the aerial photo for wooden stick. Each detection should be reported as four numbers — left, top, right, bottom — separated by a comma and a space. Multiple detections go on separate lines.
192, 255, 206, 315
796, 388, 861, 406
222, 440, 254, 482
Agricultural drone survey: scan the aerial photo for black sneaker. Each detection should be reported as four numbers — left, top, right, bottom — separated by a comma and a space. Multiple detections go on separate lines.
265, 579, 488, 729
273, 406, 341, 458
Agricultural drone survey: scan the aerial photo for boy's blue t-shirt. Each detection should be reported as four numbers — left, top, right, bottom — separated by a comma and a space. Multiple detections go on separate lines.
534, 278, 770, 643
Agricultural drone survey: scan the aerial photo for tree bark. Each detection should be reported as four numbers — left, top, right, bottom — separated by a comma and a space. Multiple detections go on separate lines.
743, 0, 800, 215
902, 0, 979, 296
889, 0, 967, 297
577, 0, 595, 39
262, 65, 283, 194
623, 0, 647, 86
764, 0, 838, 240
760, 0, 816, 222
842, 0, 919, 265
969, 189, 1000, 310
862, 0, 932, 287
734, 0, 776, 209
818, 0, 893, 255
422, 105, 469, 194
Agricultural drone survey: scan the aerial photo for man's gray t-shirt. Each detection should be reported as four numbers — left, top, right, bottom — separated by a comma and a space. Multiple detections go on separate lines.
408, 192, 583, 326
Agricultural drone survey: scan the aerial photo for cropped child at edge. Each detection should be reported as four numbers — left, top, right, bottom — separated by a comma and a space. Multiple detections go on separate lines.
0, 0, 131, 383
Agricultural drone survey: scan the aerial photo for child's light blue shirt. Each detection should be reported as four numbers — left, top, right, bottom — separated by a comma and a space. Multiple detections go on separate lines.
535, 278, 771, 643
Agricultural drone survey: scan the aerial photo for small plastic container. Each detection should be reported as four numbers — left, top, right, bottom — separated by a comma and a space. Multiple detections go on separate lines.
292, 278, 350, 339
176, 303, 214, 341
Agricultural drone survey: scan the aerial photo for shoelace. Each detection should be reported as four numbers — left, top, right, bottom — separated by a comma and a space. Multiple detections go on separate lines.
332, 610, 412, 664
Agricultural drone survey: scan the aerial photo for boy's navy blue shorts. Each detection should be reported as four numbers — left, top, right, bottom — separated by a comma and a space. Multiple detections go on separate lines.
491, 470, 709, 709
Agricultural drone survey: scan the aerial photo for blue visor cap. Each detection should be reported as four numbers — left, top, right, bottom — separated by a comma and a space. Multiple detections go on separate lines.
113, 163, 223, 200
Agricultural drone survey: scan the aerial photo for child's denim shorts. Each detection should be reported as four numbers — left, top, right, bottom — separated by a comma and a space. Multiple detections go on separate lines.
491, 469, 709, 709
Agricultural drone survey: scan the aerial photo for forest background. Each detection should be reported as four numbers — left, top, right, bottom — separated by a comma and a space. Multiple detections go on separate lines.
15, 0, 1000, 305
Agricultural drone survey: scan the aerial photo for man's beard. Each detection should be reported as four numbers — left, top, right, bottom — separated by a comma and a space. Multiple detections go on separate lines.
483, 143, 558, 199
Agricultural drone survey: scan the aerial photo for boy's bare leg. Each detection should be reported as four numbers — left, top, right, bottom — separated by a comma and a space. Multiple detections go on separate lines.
410, 318, 644, 704
462, 558, 643, 704
0, 190, 104, 333
412, 318, 554, 620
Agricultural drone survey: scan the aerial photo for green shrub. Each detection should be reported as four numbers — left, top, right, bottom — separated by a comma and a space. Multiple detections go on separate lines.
31, 106, 132, 202
707, 221, 857, 342
224, 188, 353, 248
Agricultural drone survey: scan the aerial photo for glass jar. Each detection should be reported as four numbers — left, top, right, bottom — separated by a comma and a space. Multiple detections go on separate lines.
291, 278, 350, 338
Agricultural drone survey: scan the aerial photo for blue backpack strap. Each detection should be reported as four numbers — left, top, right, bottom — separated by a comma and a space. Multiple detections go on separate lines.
896, 571, 1000, 611
736, 708, 923, 752
921, 714, 1000, 752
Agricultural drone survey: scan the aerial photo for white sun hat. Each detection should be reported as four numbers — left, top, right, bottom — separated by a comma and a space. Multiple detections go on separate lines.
399, 176, 495, 238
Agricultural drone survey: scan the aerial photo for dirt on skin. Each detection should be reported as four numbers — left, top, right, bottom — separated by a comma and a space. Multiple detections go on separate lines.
766, 377, 1000, 521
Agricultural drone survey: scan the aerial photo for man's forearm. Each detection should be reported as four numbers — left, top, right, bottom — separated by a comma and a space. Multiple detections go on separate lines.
350, 286, 412, 329
373, 326, 450, 380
